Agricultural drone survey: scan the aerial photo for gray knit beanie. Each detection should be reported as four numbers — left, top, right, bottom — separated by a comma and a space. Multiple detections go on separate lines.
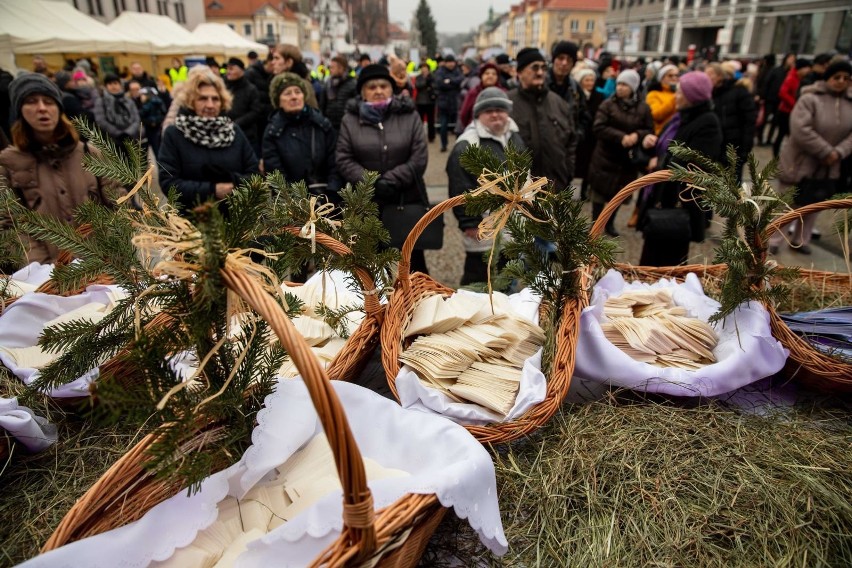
10, 73, 64, 114
473, 87, 513, 117
616, 69, 641, 94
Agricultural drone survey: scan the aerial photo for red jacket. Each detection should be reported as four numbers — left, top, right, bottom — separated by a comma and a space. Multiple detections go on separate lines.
778, 68, 800, 114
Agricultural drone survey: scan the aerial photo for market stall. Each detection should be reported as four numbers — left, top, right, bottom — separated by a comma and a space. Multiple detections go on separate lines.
192, 23, 269, 60
0, 0, 151, 72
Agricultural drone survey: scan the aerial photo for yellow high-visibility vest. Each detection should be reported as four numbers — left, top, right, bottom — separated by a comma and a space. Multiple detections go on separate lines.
168, 65, 188, 84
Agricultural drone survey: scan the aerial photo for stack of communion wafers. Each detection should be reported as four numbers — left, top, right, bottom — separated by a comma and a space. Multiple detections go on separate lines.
399, 293, 544, 416
601, 289, 718, 370
156, 432, 407, 567
277, 280, 364, 378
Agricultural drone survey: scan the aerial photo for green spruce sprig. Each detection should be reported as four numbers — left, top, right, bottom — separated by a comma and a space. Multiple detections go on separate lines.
460, 144, 618, 372
668, 144, 799, 323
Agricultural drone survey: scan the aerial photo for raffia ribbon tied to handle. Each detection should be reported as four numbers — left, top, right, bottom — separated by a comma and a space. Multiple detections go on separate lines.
300, 196, 340, 253
469, 169, 550, 303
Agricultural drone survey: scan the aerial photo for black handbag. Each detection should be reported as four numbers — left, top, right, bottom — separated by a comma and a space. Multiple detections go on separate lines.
628, 143, 653, 169
381, 164, 444, 251
641, 207, 692, 241
793, 168, 837, 206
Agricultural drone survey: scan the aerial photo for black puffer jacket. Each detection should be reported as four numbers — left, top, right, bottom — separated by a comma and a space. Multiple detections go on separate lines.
434, 66, 464, 114
320, 74, 358, 130
653, 101, 723, 243
712, 78, 756, 168
262, 107, 341, 193
226, 76, 262, 145
587, 95, 653, 201
508, 86, 577, 191
158, 119, 259, 211
336, 95, 427, 205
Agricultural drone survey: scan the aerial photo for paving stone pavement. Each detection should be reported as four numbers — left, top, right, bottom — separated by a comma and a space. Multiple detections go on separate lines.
422, 135, 850, 289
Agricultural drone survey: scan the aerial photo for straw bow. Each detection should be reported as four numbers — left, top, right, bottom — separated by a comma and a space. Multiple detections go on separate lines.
469, 169, 549, 303
299, 196, 339, 253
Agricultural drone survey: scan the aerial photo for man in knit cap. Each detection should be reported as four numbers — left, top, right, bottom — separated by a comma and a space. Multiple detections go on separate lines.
447, 87, 525, 284
546, 41, 585, 141
508, 47, 577, 193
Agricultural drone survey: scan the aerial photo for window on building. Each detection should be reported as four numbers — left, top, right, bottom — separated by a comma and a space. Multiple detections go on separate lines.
837, 10, 852, 54
157, 0, 168, 16
611, 0, 617, 9
136, 0, 148, 11
684, 0, 694, 7
772, 13, 824, 55
174, 1, 186, 23
729, 24, 744, 53
664, 26, 673, 52
644, 24, 661, 51
586, 20, 595, 33
570, 20, 579, 33
244, 23, 252, 36
113, 0, 126, 15
267, 23, 274, 37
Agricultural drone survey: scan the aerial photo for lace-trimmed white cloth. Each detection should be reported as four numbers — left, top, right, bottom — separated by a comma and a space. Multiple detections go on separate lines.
0, 285, 125, 398
0, 397, 57, 452
22, 379, 508, 568
574, 269, 789, 397
395, 287, 547, 424
2, 262, 54, 297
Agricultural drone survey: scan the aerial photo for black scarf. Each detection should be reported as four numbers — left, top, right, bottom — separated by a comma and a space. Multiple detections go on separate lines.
174, 112, 236, 148
104, 91, 133, 130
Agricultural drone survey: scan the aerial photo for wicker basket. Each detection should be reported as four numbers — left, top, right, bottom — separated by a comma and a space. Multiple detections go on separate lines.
92, 228, 386, 402
380, 195, 589, 444
592, 172, 852, 393
760, 199, 852, 393
42, 266, 445, 567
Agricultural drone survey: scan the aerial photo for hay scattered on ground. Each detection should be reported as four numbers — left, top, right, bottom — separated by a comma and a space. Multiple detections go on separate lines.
421, 393, 852, 567
0, 369, 146, 566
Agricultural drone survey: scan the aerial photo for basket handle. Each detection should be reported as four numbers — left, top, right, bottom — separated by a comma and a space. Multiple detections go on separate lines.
397, 195, 465, 293
282, 226, 382, 318
220, 267, 378, 563
589, 170, 673, 239
760, 198, 852, 248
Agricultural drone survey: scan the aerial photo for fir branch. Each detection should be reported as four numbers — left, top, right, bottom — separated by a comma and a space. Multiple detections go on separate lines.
73, 117, 146, 186
315, 302, 363, 339
668, 144, 795, 322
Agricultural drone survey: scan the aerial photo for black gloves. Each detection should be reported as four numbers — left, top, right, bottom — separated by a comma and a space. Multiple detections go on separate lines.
374, 177, 398, 203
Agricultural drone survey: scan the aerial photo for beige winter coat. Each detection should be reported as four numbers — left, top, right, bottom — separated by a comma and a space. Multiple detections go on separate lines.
0, 141, 121, 264
778, 81, 852, 187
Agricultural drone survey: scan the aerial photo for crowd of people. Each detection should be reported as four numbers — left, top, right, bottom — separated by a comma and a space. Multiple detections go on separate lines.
1, 43, 850, 276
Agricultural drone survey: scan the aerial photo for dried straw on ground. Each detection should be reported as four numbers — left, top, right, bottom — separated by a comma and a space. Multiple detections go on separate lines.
421, 393, 852, 567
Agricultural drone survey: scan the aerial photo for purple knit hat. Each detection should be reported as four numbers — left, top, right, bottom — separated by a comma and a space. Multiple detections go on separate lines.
679, 71, 713, 104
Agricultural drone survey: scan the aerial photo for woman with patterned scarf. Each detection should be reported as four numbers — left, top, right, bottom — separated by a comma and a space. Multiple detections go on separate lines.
157, 69, 259, 211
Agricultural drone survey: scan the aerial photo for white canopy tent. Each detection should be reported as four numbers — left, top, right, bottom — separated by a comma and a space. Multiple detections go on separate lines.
108, 12, 222, 55
0, 0, 152, 71
192, 23, 269, 59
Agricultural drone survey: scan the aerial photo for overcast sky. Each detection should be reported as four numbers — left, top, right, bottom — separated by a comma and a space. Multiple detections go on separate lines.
388, 0, 515, 35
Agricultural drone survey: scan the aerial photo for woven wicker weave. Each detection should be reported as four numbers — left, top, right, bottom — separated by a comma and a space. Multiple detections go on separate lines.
380, 195, 589, 444
760, 199, 852, 393
92, 229, 385, 402
591, 172, 852, 393
42, 266, 444, 568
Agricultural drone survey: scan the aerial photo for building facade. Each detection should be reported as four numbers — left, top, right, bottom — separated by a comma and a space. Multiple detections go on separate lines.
606, 0, 852, 59
65, 0, 205, 29
205, 1, 302, 48
476, 0, 607, 59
